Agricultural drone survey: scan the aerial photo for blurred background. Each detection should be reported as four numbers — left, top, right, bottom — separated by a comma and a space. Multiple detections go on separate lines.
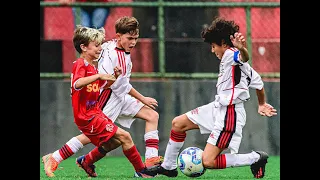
40, 0, 280, 157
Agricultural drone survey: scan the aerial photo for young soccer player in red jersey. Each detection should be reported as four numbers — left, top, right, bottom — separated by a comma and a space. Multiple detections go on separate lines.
42, 25, 155, 178
42, 16, 162, 178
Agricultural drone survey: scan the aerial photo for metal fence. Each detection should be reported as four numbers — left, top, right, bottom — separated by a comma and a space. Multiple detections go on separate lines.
40, 0, 280, 79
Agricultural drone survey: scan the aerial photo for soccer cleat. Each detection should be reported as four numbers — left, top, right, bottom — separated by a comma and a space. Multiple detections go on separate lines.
76, 155, 97, 177
250, 151, 269, 178
134, 167, 157, 178
145, 156, 164, 169
42, 153, 59, 177
152, 164, 178, 177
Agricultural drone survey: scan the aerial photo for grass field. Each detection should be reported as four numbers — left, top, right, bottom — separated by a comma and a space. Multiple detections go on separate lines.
40, 156, 280, 179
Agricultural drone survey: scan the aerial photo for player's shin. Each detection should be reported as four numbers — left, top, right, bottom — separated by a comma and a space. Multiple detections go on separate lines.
52, 137, 84, 163
161, 129, 186, 170
224, 152, 260, 167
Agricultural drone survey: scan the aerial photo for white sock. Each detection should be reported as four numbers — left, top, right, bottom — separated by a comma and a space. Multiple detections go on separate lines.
161, 139, 184, 170
225, 151, 260, 167
52, 137, 84, 163
144, 130, 159, 159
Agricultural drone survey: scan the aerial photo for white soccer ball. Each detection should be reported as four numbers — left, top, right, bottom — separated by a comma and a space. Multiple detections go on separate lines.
178, 147, 206, 177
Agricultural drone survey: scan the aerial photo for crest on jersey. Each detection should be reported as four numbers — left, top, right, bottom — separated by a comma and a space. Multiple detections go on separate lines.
106, 124, 114, 132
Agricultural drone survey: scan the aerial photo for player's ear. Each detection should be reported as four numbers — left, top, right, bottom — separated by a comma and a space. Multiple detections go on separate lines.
221, 40, 227, 48
80, 44, 87, 52
116, 33, 121, 41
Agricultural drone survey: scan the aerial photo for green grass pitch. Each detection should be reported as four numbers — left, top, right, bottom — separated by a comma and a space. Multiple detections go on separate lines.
40, 156, 280, 179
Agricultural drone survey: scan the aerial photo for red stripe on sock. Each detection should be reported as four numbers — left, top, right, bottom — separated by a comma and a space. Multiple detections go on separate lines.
145, 139, 159, 149
59, 144, 74, 160
170, 129, 186, 142
214, 154, 226, 169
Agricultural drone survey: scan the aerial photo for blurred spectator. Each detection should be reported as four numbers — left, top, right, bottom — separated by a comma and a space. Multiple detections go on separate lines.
59, 0, 112, 29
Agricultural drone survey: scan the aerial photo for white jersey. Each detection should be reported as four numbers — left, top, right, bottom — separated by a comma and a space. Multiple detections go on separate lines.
98, 39, 133, 79
186, 47, 264, 154
214, 47, 263, 107
96, 39, 143, 128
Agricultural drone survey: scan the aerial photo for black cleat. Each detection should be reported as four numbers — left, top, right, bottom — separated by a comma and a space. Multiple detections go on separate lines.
151, 164, 178, 177
250, 151, 269, 178
134, 167, 158, 178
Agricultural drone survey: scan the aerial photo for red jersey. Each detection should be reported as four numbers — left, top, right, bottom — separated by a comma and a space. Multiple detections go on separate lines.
71, 58, 103, 126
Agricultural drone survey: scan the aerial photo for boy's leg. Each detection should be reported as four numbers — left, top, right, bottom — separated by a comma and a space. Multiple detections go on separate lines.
113, 127, 157, 177
114, 94, 163, 169
42, 134, 89, 177
134, 106, 163, 168
154, 114, 198, 177
76, 114, 155, 177
202, 104, 268, 178
202, 142, 267, 178
76, 138, 121, 177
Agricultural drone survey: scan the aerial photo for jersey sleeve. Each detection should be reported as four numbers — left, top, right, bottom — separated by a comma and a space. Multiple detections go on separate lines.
233, 49, 247, 65
98, 50, 115, 75
98, 44, 116, 89
248, 68, 264, 90
71, 60, 86, 90
222, 49, 244, 66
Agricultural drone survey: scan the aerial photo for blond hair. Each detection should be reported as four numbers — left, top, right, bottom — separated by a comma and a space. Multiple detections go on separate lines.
73, 25, 105, 53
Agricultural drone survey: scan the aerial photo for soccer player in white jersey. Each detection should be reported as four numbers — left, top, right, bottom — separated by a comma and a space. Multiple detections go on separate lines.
41, 16, 162, 178
150, 17, 277, 179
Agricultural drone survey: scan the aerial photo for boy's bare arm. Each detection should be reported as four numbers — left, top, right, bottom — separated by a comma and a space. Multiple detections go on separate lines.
230, 32, 249, 62
256, 88, 277, 117
75, 74, 115, 89
129, 88, 158, 110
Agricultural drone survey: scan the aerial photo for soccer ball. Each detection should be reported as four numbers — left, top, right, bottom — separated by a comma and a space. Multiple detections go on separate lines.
178, 147, 206, 177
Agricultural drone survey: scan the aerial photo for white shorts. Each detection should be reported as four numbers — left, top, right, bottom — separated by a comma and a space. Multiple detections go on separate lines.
186, 102, 246, 154
102, 92, 144, 128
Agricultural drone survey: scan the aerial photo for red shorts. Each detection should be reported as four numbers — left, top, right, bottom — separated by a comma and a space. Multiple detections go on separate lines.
77, 113, 118, 147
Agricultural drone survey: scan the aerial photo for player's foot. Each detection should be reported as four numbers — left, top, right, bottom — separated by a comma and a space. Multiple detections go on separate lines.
151, 164, 178, 177
76, 155, 97, 177
42, 153, 59, 177
134, 167, 157, 178
250, 151, 269, 178
145, 156, 164, 169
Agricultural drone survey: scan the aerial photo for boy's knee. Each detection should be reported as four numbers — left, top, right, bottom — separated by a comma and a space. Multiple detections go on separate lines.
145, 110, 159, 123
152, 111, 159, 121
122, 131, 132, 140
117, 130, 133, 143
172, 117, 183, 130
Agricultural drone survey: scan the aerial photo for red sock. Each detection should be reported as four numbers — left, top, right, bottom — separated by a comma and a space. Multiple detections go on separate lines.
84, 146, 107, 164
213, 154, 226, 169
59, 144, 74, 160
123, 145, 144, 172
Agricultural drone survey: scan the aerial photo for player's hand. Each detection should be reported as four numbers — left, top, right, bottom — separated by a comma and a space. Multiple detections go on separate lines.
114, 66, 122, 78
230, 32, 246, 50
142, 97, 158, 110
100, 74, 116, 81
258, 103, 277, 117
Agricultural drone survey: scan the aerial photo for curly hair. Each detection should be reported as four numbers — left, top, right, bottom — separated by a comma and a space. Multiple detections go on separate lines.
201, 17, 239, 47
